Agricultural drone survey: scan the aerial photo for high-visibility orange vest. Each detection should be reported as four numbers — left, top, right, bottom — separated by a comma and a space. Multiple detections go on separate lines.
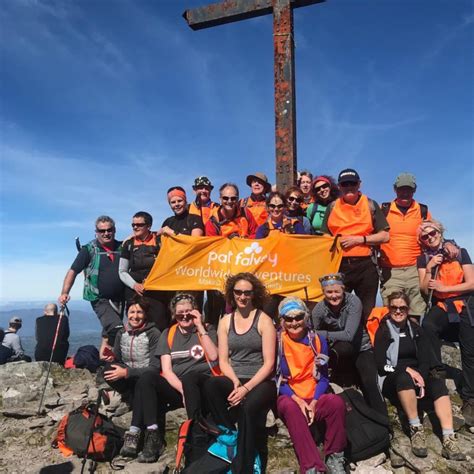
366, 307, 390, 346
240, 196, 268, 226
208, 208, 252, 238
188, 201, 219, 226
327, 194, 374, 257
380, 201, 431, 267
434, 259, 466, 314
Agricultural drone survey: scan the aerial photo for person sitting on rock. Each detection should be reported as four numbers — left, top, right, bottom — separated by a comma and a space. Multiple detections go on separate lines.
374, 291, 465, 461
1, 317, 31, 362
0, 328, 14, 365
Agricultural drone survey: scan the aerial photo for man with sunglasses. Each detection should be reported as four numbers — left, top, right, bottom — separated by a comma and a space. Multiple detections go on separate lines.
58, 215, 124, 347
188, 176, 219, 227
321, 169, 390, 322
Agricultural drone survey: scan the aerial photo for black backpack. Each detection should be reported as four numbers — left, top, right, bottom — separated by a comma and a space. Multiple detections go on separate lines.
74, 345, 101, 373
339, 388, 390, 462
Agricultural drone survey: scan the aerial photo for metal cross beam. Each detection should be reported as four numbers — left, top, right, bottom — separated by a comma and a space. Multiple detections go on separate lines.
183, 0, 325, 191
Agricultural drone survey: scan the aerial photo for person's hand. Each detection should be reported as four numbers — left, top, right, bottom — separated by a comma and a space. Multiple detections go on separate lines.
307, 399, 318, 425
443, 242, 459, 260
133, 283, 144, 295
100, 342, 115, 362
426, 254, 444, 272
161, 226, 176, 237
291, 395, 313, 425
340, 235, 364, 250
104, 364, 128, 382
406, 367, 425, 392
191, 309, 204, 330
227, 385, 248, 407
58, 293, 70, 305
428, 279, 445, 292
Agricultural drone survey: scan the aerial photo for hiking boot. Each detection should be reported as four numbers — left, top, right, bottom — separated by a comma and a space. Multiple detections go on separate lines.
409, 424, 427, 457
441, 434, 466, 461
120, 430, 140, 458
137, 429, 166, 463
462, 398, 474, 427
389, 447, 405, 468
326, 452, 345, 474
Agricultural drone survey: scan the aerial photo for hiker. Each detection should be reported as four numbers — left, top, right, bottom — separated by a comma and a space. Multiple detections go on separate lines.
374, 291, 465, 461
1, 317, 31, 362
276, 297, 347, 474
297, 170, 314, 211
160, 186, 204, 237
205, 183, 258, 238
240, 172, 272, 227
120, 293, 217, 462
119, 211, 170, 331
417, 219, 474, 427
203, 273, 276, 473
284, 186, 312, 234
321, 169, 390, 322
35, 303, 70, 365
58, 215, 125, 352
188, 176, 219, 227
312, 273, 387, 416
306, 175, 339, 233
0, 328, 13, 365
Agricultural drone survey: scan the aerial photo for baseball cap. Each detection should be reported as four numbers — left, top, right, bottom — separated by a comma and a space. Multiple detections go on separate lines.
9, 316, 22, 325
394, 173, 416, 189
338, 169, 360, 184
193, 176, 214, 190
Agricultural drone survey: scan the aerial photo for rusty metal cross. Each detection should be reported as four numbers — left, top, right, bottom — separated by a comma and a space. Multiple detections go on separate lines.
183, 0, 325, 191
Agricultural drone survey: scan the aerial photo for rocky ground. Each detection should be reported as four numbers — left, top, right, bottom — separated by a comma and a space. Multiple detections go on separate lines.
0, 345, 473, 473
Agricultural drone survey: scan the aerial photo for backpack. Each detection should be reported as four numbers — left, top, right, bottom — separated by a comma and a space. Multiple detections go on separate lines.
74, 345, 101, 373
339, 388, 390, 462
381, 202, 428, 220
366, 307, 390, 346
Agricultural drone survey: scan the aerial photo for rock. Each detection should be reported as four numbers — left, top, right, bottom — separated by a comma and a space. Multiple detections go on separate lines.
441, 344, 461, 369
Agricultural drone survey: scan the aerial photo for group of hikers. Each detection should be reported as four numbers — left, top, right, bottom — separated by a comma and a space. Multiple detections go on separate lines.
2, 168, 473, 473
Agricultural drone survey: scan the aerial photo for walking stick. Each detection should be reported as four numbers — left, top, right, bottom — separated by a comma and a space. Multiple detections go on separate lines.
425, 264, 440, 317
37, 304, 69, 414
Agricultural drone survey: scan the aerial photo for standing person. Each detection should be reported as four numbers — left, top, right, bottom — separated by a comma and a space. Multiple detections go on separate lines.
284, 186, 312, 235
312, 273, 387, 416
374, 291, 465, 460
160, 186, 204, 237
297, 170, 314, 211
417, 220, 474, 426
119, 212, 169, 331
35, 303, 70, 365
188, 176, 219, 227
321, 169, 390, 321
240, 172, 272, 227
277, 297, 347, 474
1, 317, 31, 362
58, 215, 124, 353
306, 175, 339, 234
203, 273, 276, 473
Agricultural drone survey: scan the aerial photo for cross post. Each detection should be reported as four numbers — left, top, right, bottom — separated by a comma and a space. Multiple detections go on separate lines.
183, 0, 325, 191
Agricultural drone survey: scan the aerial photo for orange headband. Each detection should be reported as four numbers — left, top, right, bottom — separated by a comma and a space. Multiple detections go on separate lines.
168, 189, 186, 201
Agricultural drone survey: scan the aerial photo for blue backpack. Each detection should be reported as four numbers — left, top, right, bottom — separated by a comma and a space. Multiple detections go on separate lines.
74, 345, 101, 373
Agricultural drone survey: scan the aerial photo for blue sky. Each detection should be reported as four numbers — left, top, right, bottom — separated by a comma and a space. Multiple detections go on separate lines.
1, 0, 473, 302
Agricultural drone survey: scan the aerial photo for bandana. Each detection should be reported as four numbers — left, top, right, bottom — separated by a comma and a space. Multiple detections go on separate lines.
168, 189, 186, 201
279, 300, 307, 316
319, 272, 345, 287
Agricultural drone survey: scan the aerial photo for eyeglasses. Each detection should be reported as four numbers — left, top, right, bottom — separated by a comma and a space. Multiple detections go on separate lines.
420, 230, 438, 241
340, 181, 358, 187
233, 289, 253, 297
175, 312, 194, 321
281, 313, 305, 322
268, 204, 284, 210
314, 183, 330, 192
389, 305, 409, 313
131, 223, 147, 228
222, 196, 238, 202
96, 228, 115, 234
287, 196, 302, 203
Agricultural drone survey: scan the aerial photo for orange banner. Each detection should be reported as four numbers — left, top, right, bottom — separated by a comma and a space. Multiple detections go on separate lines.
145, 233, 342, 301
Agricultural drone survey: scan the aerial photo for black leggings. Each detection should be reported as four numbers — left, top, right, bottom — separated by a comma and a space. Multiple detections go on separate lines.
203, 376, 276, 474
181, 371, 211, 419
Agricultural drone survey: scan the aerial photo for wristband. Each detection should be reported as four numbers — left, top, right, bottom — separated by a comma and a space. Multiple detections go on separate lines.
242, 385, 250, 393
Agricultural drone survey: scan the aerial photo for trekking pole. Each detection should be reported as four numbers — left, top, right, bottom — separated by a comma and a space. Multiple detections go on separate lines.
37, 304, 70, 415
425, 264, 440, 317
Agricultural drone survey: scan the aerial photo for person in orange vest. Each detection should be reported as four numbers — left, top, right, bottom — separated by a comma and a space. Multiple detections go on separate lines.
321, 169, 390, 322
240, 172, 272, 227
276, 297, 347, 473
188, 176, 219, 227
297, 170, 314, 211
206, 183, 258, 238
417, 219, 474, 427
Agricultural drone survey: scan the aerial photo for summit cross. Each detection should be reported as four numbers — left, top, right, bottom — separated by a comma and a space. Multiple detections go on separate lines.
183, 0, 325, 191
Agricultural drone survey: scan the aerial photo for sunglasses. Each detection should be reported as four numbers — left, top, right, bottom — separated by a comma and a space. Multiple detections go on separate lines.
389, 305, 408, 313
314, 183, 330, 192
222, 196, 238, 202
340, 181, 358, 187
281, 314, 305, 322
268, 204, 284, 210
175, 312, 194, 321
287, 196, 302, 203
131, 223, 147, 228
96, 228, 115, 234
420, 230, 438, 241
233, 289, 253, 297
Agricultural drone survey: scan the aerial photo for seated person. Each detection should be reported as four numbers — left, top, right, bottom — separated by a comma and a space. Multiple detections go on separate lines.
35, 303, 70, 365
119, 293, 217, 463
374, 291, 465, 461
277, 297, 347, 474
312, 273, 387, 416
0, 328, 13, 365
1, 317, 31, 362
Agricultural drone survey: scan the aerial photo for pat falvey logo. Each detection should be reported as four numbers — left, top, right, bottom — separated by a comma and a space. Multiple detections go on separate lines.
208, 242, 278, 267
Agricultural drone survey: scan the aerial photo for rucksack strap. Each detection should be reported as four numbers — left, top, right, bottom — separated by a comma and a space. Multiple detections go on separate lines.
175, 419, 193, 471
381, 202, 390, 217
419, 203, 428, 220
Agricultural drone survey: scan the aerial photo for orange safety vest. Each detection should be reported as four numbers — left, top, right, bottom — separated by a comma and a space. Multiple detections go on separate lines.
167, 324, 221, 376
434, 259, 466, 314
264, 217, 300, 235
280, 331, 322, 399
240, 196, 268, 226
188, 201, 219, 226
327, 194, 374, 257
366, 307, 390, 346
380, 201, 431, 267
208, 208, 252, 238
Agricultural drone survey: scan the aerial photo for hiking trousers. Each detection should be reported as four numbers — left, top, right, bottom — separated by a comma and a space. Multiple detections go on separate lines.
277, 393, 346, 473
91, 298, 123, 346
